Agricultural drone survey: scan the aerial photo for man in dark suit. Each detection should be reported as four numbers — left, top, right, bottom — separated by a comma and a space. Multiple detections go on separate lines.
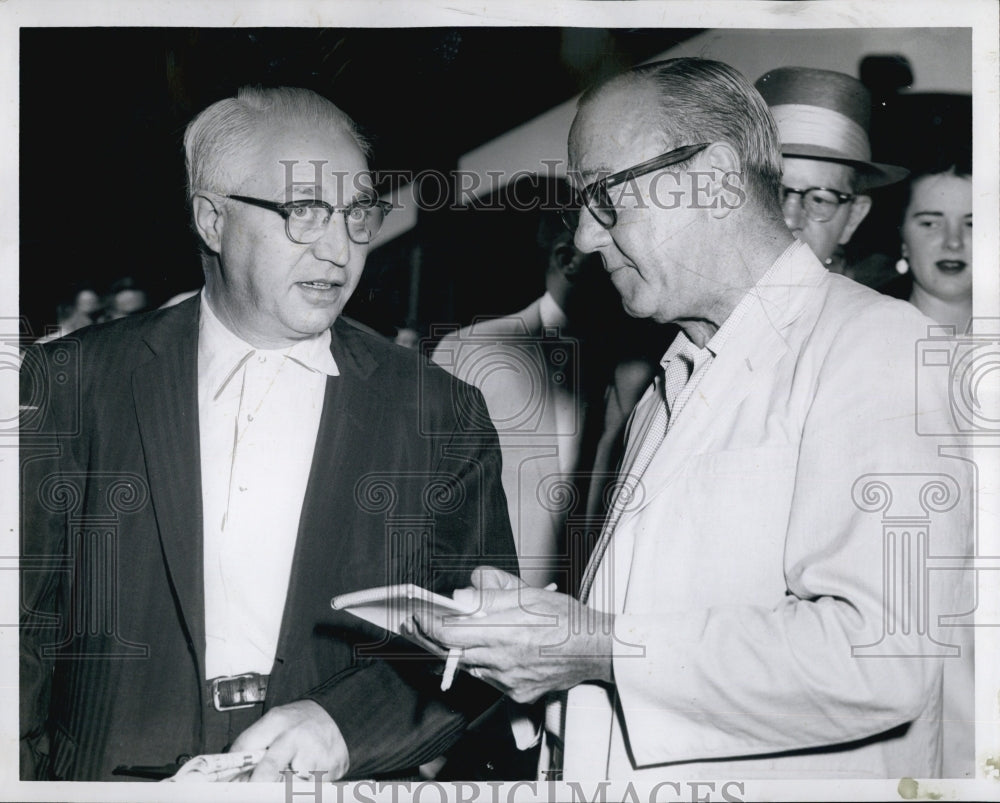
20, 86, 515, 782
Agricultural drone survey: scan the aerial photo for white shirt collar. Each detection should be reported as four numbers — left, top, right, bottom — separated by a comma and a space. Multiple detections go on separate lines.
539, 291, 569, 330
198, 292, 339, 399
661, 239, 808, 369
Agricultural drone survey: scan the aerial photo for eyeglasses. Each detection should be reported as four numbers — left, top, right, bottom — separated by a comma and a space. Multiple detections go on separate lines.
780, 186, 856, 224
226, 194, 392, 245
561, 142, 710, 232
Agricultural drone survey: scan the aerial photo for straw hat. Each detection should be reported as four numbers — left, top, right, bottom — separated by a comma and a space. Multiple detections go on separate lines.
755, 66, 908, 190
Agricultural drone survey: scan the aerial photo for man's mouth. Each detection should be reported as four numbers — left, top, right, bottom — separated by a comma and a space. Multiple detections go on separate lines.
935, 260, 966, 274
298, 280, 337, 290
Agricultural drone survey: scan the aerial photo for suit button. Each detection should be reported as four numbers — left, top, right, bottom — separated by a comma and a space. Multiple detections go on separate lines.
176, 754, 192, 766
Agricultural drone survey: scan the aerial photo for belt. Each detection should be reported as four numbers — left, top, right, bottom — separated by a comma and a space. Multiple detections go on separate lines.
210, 673, 269, 712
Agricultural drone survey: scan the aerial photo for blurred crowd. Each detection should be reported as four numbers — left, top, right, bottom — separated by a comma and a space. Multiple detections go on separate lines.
34, 275, 151, 344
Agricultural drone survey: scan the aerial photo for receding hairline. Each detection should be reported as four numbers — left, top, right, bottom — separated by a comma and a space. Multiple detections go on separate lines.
569, 74, 667, 175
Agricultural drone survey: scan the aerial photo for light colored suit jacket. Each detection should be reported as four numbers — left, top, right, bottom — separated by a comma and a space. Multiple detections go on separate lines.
552, 242, 972, 780
432, 297, 588, 588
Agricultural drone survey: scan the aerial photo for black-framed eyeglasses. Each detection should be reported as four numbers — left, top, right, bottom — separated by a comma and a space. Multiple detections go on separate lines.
226, 194, 393, 245
780, 186, 856, 224
561, 142, 710, 232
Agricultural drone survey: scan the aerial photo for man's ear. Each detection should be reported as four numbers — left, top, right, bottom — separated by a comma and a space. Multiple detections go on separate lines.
549, 240, 580, 280
839, 195, 872, 245
192, 193, 225, 254
701, 142, 742, 219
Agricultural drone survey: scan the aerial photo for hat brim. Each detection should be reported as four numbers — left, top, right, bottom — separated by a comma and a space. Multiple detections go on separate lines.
781, 144, 910, 191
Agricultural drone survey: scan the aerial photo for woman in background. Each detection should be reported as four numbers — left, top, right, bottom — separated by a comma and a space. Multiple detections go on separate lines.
881, 149, 972, 330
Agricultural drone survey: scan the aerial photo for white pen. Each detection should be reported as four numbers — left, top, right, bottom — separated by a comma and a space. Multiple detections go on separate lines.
440, 647, 462, 692
439, 582, 558, 691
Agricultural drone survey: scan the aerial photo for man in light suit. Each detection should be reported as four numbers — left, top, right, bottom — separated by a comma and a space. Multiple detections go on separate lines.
413, 58, 971, 780
20, 86, 515, 781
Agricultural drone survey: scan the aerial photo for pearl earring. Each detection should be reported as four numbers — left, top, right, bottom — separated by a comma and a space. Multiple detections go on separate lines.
895, 257, 909, 275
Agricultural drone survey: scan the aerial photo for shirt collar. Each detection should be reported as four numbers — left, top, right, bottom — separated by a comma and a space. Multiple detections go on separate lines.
660, 240, 807, 369
708, 239, 806, 356
198, 292, 339, 397
539, 291, 569, 331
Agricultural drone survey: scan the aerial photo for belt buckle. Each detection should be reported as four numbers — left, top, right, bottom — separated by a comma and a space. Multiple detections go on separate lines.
211, 673, 266, 712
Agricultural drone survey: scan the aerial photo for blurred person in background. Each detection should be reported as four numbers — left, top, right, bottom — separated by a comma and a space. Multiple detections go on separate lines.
755, 66, 907, 282
100, 275, 150, 321
35, 282, 103, 344
879, 149, 972, 331
429, 179, 620, 781
394, 324, 421, 349
432, 179, 613, 591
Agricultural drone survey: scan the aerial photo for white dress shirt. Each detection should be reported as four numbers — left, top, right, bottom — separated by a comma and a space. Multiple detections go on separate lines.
197, 294, 339, 679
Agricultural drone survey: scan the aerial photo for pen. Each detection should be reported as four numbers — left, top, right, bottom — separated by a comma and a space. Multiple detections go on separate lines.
441, 647, 461, 692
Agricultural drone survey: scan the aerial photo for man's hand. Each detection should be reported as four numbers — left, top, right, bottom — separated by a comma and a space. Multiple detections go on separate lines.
229, 699, 349, 781
408, 566, 614, 704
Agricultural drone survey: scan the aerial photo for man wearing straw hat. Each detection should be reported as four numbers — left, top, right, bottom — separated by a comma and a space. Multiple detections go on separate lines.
754, 66, 908, 278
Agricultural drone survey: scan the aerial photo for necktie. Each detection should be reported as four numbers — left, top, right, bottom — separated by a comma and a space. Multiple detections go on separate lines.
543, 343, 696, 778
578, 345, 694, 602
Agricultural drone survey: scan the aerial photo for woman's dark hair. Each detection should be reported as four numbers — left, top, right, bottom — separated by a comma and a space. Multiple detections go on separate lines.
899, 145, 972, 223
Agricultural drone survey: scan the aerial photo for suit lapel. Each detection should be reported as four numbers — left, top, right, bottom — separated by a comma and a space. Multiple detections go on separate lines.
274, 319, 382, 663
616, 245, 824, 526
131, 298, 207, 676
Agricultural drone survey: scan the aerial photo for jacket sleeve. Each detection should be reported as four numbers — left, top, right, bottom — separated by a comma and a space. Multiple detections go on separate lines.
19, 343, 82, 779
306, 381, 517, 777
611, 303, 972, 767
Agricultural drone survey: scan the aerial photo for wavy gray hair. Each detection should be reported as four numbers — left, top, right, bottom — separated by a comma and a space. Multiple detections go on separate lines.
183, 86, 370, 199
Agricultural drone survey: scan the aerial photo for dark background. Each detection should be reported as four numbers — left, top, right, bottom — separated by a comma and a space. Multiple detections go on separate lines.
19, 28, 971, 340
19, 27, 701, 339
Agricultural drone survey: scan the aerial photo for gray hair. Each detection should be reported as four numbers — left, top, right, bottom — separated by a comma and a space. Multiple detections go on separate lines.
583, 58, 784, 210
183, 86, 370, 199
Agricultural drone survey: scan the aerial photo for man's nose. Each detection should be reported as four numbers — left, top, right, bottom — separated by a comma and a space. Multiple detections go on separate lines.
310, 214, 355, 265
782, 193, 805, 230
573, 208, 612, 254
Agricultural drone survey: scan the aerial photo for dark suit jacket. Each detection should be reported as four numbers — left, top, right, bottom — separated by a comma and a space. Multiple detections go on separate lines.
20, 297, 516, 781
